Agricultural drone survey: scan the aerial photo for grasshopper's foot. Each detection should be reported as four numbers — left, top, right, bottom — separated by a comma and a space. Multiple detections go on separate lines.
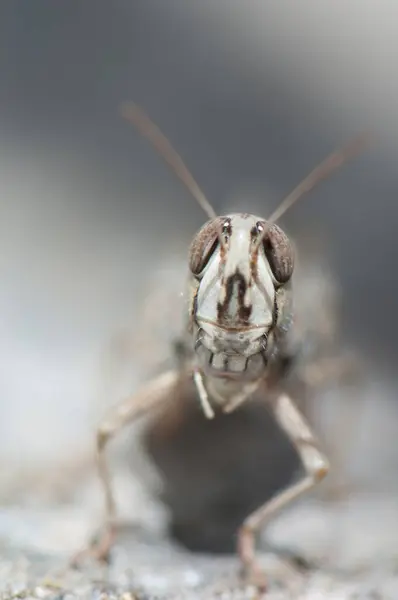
70, 525, 116, 569
237, 524, 268, 594
240, 562, 268, 594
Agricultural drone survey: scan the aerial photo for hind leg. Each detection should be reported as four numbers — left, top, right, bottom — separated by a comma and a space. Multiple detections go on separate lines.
237, 392, 329, 592
71, 369, 181, 566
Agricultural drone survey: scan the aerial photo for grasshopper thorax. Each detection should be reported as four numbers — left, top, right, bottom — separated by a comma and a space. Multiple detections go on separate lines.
188, 213, 295, 380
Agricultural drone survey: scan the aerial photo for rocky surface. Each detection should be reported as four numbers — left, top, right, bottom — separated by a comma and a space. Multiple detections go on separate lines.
1, 491, 398, 599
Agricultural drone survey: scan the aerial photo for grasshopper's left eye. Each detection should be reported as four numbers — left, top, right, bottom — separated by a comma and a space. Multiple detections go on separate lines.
259, 222, 294, 284
189, 216, 225, 276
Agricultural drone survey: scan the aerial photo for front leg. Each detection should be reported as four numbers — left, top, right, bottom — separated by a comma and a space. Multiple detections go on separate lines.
194, 371, 261, 417
193, 368, 215, 419
222, 381, 261, 414
237, 391, 329, 592
71, 369, 181, 566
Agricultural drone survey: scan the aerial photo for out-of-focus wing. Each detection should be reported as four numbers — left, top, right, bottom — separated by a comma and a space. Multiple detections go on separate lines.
134, 254, 193, 375
95, 252, 191, 416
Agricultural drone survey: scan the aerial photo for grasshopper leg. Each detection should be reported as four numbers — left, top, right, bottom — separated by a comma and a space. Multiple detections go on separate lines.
71, 369, 180, 567
237, 391, 329, 592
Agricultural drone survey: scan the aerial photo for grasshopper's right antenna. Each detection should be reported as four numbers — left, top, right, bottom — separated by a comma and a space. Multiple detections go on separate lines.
121, 103, 217, 221
267, 134, 371, 224
251, 133, 372, 255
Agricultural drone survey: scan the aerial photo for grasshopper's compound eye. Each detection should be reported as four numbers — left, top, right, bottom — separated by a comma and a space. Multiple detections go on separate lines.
258, 222, 294, 284
189, 216, 226, 276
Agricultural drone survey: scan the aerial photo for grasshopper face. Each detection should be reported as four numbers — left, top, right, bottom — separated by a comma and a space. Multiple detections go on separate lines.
188, 213, 295, 380
120, 103, 367, 384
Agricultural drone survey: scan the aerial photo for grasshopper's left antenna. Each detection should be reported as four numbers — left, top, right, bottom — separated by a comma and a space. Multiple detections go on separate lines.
121, 103, 218, 221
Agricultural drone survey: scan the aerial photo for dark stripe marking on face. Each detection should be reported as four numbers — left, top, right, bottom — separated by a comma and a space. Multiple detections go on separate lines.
217, 268, 252, 325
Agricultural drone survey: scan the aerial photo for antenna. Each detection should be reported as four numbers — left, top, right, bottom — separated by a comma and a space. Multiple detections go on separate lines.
252, 134, 371, 254
121, 103, 217, 221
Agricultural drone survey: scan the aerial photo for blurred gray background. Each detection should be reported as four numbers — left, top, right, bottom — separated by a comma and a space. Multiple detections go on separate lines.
0, 0, 397, 473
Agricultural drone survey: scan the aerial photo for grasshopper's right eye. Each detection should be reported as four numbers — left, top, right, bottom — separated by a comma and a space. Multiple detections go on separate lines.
189, 216, 225, 276
260, 222, 294, 284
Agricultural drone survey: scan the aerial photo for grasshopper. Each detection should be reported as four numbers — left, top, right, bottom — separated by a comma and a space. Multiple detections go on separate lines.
72, 105, 368, 592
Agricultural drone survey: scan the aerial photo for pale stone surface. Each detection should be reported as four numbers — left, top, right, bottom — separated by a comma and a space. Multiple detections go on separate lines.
1, 490, 398, 600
